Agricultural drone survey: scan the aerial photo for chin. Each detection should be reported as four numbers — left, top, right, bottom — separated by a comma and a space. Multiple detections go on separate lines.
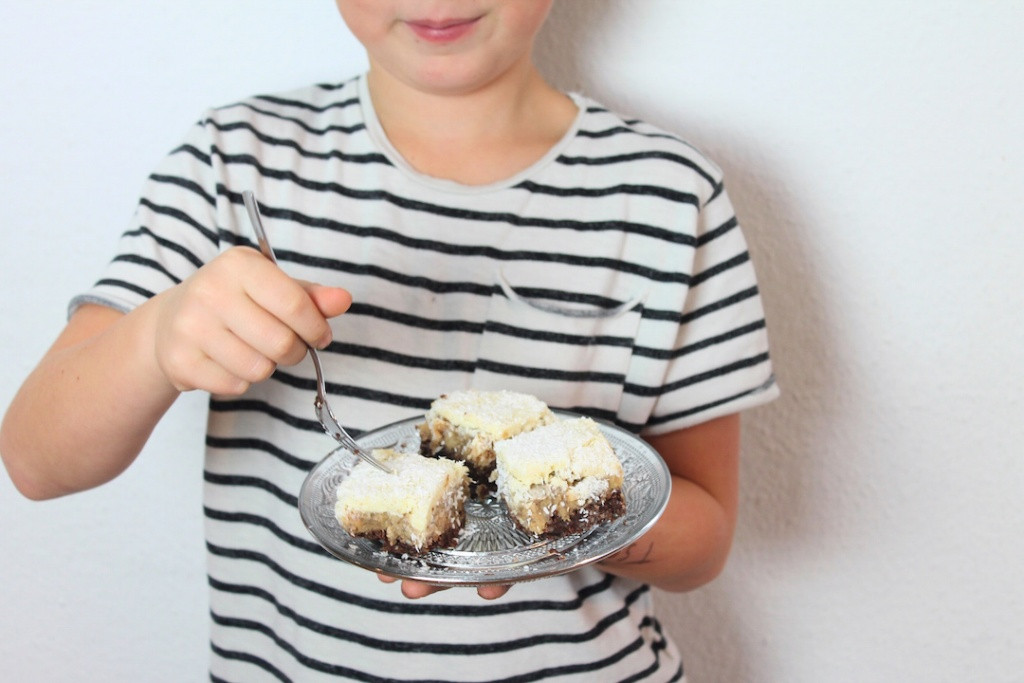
408, 56, 529, 97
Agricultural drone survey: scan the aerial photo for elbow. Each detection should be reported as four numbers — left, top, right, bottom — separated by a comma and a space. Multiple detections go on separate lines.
657, 561, 730, 594
2, 461, 68, 501
657, 555, 731, 594
2, 466, 42, 502
656, 530, 735, 594
10, 480, 58, 502
1, 454, 60, 501
0, 428, 64, 501
693, 547, 732, 589
701, 536, 734, 585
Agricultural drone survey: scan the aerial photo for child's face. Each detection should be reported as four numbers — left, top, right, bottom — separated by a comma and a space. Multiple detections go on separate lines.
335, 0, 555, 95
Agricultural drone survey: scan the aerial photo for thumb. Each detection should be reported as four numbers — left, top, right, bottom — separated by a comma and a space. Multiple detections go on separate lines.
300, 281, 353, 319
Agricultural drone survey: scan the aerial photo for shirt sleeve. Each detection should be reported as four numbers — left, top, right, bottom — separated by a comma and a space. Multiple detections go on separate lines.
643, 182, 779, 434
69, 114, 225, 317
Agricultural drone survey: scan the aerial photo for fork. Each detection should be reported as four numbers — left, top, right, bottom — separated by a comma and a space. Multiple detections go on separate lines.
241, 191, 392, 473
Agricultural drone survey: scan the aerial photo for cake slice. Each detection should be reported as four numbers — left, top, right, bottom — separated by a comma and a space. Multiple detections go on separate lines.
334, 449, 470, 554
493, 417, 626, 537
418, 390, 556, 497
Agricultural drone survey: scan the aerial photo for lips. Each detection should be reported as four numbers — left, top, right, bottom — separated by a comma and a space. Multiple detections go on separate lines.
405, 16, 481, 43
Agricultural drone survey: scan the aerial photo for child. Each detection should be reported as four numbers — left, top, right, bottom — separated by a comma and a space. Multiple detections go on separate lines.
0, 1, 778, 680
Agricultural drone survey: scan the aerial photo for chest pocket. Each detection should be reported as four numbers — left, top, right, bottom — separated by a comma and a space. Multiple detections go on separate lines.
471, 270, 645, 417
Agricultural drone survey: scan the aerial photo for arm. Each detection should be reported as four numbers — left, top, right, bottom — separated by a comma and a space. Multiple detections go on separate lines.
0, 302, 176, 500
597, 413, 741, 592
0, 246, 351, 501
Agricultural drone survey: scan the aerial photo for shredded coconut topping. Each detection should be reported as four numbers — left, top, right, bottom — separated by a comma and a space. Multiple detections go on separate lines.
493, 417, 625, 535
335, 449, 468, 538
495, 417, 622, 482
426, 390, 554, 438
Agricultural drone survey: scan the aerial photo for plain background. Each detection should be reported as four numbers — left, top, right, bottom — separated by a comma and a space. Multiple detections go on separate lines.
2, 2, 1022, 681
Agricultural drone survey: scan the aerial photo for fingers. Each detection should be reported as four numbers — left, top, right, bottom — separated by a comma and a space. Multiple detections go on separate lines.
376, 574, 512, 601
300, 281, 353, 320
376, 574, 447, 598
402, 581, 449, 600
219, 293, 311, 366
476, 584, 512, 600
153, 247, 353, 395
241, 262, 335, 351
200, 324, 281, 383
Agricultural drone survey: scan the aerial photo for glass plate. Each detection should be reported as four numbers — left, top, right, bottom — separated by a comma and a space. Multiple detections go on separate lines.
298, 411, 671, 585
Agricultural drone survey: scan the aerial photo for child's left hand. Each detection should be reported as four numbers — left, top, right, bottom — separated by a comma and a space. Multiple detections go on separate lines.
377, 574, 511, 600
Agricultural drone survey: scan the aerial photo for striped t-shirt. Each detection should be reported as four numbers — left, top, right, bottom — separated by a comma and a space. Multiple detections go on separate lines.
75, 75, 777, 682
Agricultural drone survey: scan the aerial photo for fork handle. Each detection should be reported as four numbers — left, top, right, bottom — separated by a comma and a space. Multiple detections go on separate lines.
242, 191, 279, 263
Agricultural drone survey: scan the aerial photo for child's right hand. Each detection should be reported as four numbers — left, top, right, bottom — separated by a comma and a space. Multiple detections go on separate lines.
152, 246, 352, 396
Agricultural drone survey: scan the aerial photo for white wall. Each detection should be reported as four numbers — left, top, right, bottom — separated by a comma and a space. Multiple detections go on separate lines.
2, 2, 1021, 681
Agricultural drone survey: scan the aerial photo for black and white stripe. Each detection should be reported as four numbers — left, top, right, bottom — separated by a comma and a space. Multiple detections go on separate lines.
74, 74, 775, 682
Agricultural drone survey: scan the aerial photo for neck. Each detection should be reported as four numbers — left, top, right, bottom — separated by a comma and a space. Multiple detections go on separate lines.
367, 57, 550, 141
365, 61, 578, 185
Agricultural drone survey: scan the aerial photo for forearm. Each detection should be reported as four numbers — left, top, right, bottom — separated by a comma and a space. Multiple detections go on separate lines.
598, 475, 734, 592
0, 301, 179, 499
597, 414, 741, 593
